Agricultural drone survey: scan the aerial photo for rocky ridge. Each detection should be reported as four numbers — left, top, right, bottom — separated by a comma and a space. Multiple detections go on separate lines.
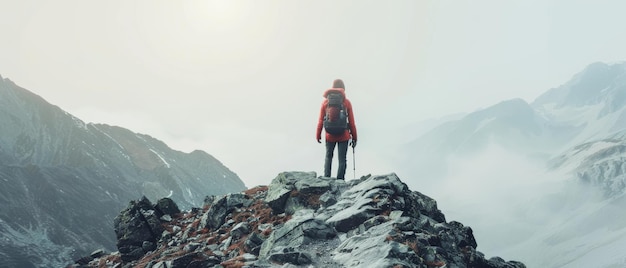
73, 172, 525, 268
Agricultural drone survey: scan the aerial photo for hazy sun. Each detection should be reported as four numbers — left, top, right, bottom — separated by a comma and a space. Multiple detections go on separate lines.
184, 0, 253, 33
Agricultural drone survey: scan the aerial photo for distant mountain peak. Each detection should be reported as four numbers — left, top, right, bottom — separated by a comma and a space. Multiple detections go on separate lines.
469, 98, 533, 119
533, 62, 626, 108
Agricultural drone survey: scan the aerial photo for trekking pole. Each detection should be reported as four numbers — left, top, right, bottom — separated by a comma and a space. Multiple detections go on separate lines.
352, 146, 356, 180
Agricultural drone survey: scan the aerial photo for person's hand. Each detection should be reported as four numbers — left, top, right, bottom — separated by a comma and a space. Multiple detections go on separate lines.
350, 140, 357, 148
317, 139, 321, 144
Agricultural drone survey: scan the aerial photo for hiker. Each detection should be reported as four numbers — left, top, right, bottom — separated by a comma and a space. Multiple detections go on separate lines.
316, 79, 358, 180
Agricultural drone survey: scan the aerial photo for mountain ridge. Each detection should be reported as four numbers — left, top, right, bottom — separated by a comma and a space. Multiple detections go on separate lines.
0, 76, 246, 267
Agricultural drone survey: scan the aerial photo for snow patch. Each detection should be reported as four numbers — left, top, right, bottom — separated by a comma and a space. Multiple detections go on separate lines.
557, 140, 618, 172
70, 115, 88, 130
539, 102, 626, 148
149, 149, 171, 168
94, 127, 125, 150
186, 187, 193, 199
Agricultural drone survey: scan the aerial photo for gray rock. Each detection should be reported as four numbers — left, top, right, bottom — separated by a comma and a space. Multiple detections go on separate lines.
332, 218, 422, 267
160, 214, 173, 222
200, 193, 251, 230
114, 196, 163, 261
241, 253, 257, 261
203, 195, 216, 207
319, 191, 337, 207
199, 195, 230, 230
142, 240, 156, 252
226, 192, 253, 208
155, 197, 181, 216
231, 222, 251, 240
294, 176, 332, 194
244, 232, 265, 255
187, 257, 221, 268
259, 215, 336, 259
389, 210, 404, 220
119, 245, 145, 262
267, 172, 341, 215
183, 242, 201, 252
267, 247, 312, 266
220, 237, 233, 251
265, 183, 293, 214
151, 261, 170, 268
169, 253, 196, 268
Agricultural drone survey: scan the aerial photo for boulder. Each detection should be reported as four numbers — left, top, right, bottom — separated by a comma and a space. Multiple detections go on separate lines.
113, 196, 163, 262
265, 171, 340, 215
259, 213, 336, 263
199, 193, 251, 230
154, 197, 181, 216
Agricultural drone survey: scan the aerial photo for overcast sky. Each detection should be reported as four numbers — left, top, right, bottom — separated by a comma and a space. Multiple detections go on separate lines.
2, 0, 626, 187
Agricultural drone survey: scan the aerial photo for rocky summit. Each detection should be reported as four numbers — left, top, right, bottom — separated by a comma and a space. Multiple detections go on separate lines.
72, 172, 525, 268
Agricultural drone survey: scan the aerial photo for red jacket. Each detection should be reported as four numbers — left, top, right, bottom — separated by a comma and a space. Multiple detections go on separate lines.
316, 88, 358, 143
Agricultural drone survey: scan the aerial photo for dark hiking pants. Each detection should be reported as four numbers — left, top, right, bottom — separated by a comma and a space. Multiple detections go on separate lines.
324, 140, 349, 179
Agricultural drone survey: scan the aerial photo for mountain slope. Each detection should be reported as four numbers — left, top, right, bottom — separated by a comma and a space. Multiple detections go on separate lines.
0, 76, 246, 267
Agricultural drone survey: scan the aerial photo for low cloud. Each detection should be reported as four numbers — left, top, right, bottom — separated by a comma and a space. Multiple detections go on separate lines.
416, 143, 587, 264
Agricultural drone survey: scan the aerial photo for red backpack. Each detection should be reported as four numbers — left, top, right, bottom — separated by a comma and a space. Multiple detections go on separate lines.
323, 91, 348, 135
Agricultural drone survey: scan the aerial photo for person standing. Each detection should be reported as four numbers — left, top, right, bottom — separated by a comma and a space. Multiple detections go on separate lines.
316, 79, 357, 180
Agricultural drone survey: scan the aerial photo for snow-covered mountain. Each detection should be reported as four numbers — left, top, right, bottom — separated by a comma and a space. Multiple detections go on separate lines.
532, 61, 626, 148
549, 130, 626, 197
399, 61, 626, 267
0, 76, 246, 267
402, 62, 626, 181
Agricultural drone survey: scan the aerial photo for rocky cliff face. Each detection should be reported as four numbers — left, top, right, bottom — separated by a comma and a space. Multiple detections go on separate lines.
0, 76, 246, 267
74, 172, 525, 268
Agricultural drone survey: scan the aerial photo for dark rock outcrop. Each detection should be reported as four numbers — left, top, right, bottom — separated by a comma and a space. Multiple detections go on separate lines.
81, 171, 525, 268
114, 196, 166, 261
